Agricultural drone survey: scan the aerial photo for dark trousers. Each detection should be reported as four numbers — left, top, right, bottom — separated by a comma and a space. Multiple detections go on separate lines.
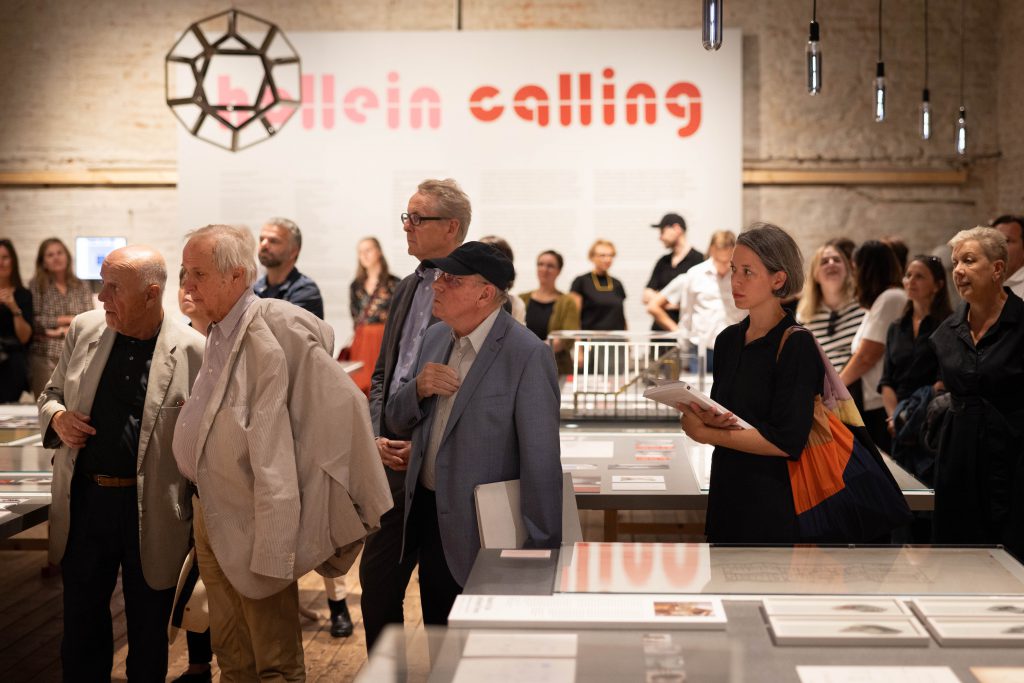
186, 629, 213, 664
359, 479, 462, 652
61, 476, 175, 682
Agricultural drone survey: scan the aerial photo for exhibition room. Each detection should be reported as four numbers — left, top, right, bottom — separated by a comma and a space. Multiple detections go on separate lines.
1, 0, 1022, 681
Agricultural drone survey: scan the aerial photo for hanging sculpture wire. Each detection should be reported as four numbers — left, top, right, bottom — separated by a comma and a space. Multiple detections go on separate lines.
165, 8, 302, 152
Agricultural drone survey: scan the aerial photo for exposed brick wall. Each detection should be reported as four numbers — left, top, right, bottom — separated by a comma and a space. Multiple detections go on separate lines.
0, 0, 1015, 288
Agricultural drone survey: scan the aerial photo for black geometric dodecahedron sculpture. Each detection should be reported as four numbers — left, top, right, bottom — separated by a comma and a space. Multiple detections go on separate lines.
165, 9, 302, 152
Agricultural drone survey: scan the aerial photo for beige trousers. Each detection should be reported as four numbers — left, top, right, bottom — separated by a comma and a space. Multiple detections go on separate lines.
193, 496, 305, 682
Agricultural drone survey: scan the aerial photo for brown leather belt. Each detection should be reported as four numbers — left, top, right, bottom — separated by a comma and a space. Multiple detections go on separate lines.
91, 474, 137, 488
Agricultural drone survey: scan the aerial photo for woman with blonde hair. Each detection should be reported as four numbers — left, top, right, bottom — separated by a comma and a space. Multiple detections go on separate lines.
570, 239, 626, 331
928, 226, 1024, 560
796, 243, 866, 373
29, 238, 93, 397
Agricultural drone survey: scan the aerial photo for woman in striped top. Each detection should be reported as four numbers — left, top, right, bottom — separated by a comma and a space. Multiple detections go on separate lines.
796, 243, 865, 372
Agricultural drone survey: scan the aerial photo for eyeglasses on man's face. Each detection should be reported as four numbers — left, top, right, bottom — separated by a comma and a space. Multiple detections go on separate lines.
401, 212, 447, 227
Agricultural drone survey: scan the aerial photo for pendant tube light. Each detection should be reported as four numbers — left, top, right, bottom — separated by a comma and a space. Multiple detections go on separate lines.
703, 0, 723, 51
920, 0, 931, 139
874, 0, 886, 122
807, 0, 822, 95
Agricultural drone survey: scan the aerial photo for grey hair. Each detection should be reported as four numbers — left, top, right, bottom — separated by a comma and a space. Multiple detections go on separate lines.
418, 178, 472, 243
136, 255, 167, 291
949, 226, 1008, 275
736, 222, 805, 298
265, 217, 302, 251
187, 224, 258, 286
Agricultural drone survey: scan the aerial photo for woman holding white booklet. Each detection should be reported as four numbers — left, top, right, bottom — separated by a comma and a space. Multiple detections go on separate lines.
677, 223, 824, 543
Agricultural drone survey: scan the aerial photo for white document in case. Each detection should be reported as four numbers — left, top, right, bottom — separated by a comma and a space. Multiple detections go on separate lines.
560, 439, 615, 459
448, 594, 727, 630
642, 380, 753, 429
611, 482, 667, 491
796, 666, 961, 683
452, 658, 576, 683
462, 632, 578, 658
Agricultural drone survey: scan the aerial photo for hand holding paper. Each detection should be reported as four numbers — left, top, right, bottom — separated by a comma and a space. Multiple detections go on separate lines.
642, 380, 752, 430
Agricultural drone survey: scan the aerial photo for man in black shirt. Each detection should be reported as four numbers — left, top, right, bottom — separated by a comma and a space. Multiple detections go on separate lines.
39, 245, 204, 681
253, 217, 324, 319
644, 213, 704, 331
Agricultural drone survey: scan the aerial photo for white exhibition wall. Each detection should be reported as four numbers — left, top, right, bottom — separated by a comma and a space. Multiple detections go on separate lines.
176, 29, 742, 340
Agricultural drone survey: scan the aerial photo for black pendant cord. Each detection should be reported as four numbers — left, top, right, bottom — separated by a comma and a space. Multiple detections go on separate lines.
923, 0, 929, 89
959, 0, 965, 104
877, 0, 883, 62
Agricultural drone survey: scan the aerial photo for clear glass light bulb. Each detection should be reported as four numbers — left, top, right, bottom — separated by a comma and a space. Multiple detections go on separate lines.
702, 0, 723, 51
955, 106, 967, 155
874, 62, 886, 122
920, 89, 931, 140
807, 21, 821, 95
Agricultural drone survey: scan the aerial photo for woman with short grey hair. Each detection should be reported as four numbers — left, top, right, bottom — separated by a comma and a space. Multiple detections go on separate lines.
927, 225, 1024, 559
678, 222, 824, 543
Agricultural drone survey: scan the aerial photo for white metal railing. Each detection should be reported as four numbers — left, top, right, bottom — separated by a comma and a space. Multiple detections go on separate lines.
547, 330, 708, 421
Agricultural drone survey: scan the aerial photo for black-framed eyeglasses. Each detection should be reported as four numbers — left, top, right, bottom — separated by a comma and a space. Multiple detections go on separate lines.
401, 212, 446, 227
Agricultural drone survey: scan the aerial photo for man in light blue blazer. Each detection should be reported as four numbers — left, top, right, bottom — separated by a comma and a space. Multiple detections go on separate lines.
385, 241, 562, 624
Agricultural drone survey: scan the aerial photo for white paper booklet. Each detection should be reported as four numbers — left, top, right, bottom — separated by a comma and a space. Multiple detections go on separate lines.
642, 380, 753, 430
448, 594, 727, 630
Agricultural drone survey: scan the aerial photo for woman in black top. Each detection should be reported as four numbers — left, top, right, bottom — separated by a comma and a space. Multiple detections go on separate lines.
0, 239, 33, 403
878, 255, 951, 485
570, 239, 626, 330
679, 223, 823, 543
928, 227, 1024, 560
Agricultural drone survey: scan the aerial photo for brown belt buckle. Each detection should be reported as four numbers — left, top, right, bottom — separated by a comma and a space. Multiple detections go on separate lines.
92, 474, 137, 488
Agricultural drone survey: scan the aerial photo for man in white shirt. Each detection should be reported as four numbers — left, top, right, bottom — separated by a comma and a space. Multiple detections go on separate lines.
992, 215, 1024, 297
646, 231, 743, 372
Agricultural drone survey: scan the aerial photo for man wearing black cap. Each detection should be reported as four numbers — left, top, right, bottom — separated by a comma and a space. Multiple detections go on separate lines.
384, 241, 562, 624
644, 213, 704, 331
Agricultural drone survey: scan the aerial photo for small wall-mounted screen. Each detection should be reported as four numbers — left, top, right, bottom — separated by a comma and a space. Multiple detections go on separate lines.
75, 236, 127, 280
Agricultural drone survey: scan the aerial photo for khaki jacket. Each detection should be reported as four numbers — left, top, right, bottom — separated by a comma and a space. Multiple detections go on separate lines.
39, 310, 205, 589
190, 299, 392, 599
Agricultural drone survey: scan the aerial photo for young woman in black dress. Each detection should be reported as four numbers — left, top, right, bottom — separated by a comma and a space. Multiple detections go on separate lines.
678, 223, 824, 543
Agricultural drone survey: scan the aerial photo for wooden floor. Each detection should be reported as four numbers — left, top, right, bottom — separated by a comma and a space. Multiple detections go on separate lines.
0, 509, 701, 682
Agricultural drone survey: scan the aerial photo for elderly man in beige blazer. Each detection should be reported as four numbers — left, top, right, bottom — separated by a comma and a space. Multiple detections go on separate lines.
173, 224, 391, 681
39, 245, 205, 681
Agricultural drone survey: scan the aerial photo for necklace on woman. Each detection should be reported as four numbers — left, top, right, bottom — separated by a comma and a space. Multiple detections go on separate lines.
591, 272, 614, 292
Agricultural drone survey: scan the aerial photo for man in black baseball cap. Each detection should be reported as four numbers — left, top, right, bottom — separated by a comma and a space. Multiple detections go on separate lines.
384, 241, 562, 623
645, 212, 703, 331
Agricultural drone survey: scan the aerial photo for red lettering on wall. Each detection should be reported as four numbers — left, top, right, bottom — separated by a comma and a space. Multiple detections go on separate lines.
321, 75, 335, 129
665, 82, 702, 137
625, 83, 657, 125
513, 85, 550, 126
469, 86, 504, 122
410, 87, 442, 129
343, 87, 379, 123
602, 68, 616, 125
